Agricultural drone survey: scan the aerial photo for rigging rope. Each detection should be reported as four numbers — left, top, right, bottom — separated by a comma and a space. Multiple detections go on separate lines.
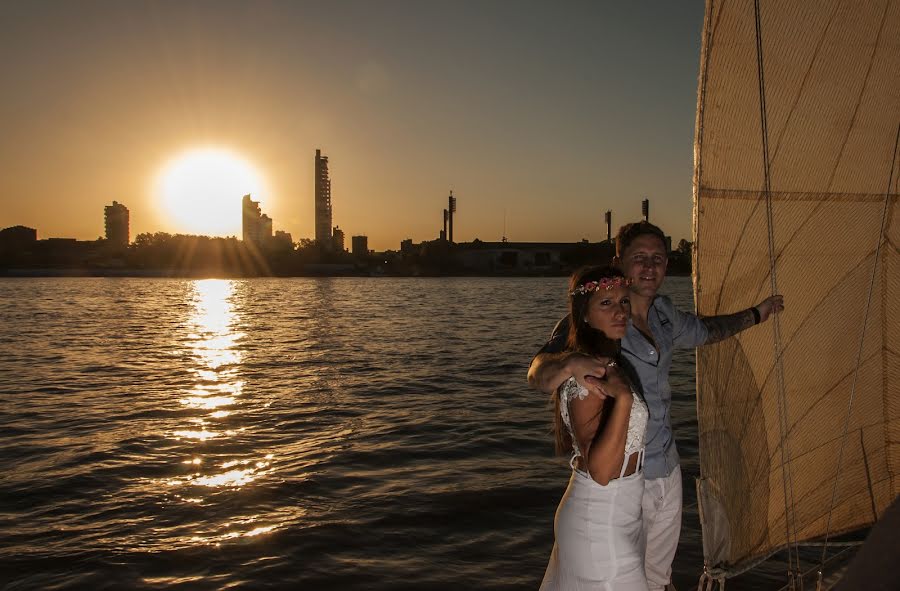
752, 0, 803, 586
817, 121, 900, 584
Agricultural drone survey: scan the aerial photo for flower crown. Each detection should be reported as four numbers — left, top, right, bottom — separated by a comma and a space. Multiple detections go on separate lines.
570, 276, 632, 296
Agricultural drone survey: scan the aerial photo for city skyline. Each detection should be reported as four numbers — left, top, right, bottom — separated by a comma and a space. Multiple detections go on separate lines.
0, 1, 705, 251
7, 189, 672, 254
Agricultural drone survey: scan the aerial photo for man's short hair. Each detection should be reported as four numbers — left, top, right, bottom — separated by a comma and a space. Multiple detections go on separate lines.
615, 221, 667, 258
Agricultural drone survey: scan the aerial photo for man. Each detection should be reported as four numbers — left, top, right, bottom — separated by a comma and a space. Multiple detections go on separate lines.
528, 221, 783, 591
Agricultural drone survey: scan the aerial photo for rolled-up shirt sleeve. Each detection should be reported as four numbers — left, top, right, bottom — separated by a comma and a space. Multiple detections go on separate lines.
660, 296, 709, 349
536, 316, 570, 356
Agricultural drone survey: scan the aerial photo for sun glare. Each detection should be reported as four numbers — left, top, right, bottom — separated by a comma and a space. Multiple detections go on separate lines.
155, 147, 268, 236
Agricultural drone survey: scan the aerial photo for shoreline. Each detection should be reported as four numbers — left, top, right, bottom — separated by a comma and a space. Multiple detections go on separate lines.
0, 267, 693, 279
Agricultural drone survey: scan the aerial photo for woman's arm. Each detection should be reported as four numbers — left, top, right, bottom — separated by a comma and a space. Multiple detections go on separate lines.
569, 367, 634, 485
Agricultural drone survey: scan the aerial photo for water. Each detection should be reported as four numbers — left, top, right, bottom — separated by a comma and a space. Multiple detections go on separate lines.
0, 277, 787, 590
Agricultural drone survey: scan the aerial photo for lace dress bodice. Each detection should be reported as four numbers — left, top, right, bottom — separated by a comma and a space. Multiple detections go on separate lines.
558, 376, 648, 476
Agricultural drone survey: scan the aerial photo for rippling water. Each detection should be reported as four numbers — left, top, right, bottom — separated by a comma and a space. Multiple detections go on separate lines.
0, 277, 789, 590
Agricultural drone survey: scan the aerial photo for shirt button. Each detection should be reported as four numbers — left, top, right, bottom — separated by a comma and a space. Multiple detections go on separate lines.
650, 350, 655, 355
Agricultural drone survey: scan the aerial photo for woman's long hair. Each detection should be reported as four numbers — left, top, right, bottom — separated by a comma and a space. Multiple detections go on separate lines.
553, 266, 625, 456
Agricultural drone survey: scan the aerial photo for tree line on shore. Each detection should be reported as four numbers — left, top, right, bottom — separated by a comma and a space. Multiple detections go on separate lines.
0, 232, 693, 277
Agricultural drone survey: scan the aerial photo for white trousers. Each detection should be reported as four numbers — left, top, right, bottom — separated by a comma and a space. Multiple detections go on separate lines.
641, 466, 682, 591
540, 469, 649, 591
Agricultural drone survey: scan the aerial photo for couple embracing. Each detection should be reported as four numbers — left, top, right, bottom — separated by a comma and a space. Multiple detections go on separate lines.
530, 221, 783, 591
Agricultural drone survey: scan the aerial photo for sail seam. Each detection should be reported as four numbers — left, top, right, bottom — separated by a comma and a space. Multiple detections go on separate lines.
750, 255, 886, 397
701, 189, 900, 201
766, 0, 858, 279
770, 353, 884, 444
760, 420, 890, 466
860, 430, 879, 524
768, 1, 842, 165
823, 0, 892, 195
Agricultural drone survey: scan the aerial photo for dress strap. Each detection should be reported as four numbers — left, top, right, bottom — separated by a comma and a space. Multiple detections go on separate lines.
617, 447, 646, 479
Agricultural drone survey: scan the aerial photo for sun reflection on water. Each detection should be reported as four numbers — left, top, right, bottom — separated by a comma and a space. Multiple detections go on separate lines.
186, 519, 284, 546
156, 280, 280, 545
188, 280, 244, 371
172, 429, 221, 441
179, 280, 243, 414
180, 395, 237, 409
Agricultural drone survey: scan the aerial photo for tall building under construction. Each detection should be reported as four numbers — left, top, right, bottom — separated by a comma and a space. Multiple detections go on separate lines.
315, 149, 332, 247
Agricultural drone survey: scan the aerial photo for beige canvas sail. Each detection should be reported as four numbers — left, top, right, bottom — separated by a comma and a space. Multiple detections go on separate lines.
692, 0, 900, 578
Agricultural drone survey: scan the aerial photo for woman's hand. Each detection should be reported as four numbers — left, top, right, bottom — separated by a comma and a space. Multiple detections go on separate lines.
582, 362, 635, 485
566, 354, 612, 401
593, 364, 633, 400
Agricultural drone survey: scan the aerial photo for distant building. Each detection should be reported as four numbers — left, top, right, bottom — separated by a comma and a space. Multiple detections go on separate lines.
104, 201, 129, 248
273, 230, 293, 248
242, 194, 273, 245
352, 235, 368, 258
32, 237, 105, 268
400, 238, 414, 253
455, 240, 615, 272
0, 225, 38, 248
42, 238, 79, 248
332, 226, 345, 252
448, 191, 457, 243
315, 149, 332, 247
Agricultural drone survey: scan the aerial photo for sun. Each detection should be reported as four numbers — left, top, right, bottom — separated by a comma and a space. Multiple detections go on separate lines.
155, 147, 269, 236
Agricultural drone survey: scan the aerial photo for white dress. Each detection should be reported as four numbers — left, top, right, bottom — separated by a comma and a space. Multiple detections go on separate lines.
540, 376, 650, 591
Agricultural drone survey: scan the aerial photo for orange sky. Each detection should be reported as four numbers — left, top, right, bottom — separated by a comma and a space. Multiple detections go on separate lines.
0, 1, 704, 251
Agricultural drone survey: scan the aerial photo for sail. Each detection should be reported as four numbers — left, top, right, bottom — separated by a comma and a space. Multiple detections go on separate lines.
692, 0, 900, 578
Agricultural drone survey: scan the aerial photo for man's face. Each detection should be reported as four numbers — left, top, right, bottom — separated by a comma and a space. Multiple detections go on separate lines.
621, 234, 668, 298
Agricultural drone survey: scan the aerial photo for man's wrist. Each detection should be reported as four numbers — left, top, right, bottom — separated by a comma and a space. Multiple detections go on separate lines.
750, 306, 761, 325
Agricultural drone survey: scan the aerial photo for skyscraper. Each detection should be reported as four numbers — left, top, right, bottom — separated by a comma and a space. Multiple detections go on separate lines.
104, 201, 129, 248
315, 149, 332, 247
447, 191, 457, 244
242, 194, 272, 245
352, 235, 368, 258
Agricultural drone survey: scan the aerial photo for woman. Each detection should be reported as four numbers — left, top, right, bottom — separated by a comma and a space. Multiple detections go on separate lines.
540, 266, 650, 591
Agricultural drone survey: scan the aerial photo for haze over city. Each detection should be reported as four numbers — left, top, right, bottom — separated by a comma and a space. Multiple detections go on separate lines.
0, 1, 705, 251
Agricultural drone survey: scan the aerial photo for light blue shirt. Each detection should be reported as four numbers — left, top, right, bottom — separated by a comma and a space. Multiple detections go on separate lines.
539, 294, 708, 480
620, 295, 707, 479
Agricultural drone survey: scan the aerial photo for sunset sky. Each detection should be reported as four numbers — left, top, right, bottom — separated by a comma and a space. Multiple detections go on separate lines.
0, 1, 705, 251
